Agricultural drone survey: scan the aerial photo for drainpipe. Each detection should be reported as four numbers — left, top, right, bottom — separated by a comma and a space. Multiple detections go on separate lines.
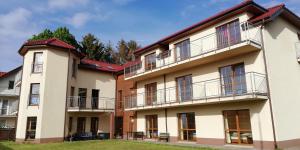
63, 49, 71, 140
260, 23, 278, 149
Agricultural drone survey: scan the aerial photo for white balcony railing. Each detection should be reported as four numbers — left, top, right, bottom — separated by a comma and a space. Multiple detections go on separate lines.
124, 72, 267, 109
124, 22, 262, 78
0, 102, 18, 116
67, 96, 115, 110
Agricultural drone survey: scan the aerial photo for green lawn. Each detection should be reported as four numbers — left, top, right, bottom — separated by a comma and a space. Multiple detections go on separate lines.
0, 140, 217, 150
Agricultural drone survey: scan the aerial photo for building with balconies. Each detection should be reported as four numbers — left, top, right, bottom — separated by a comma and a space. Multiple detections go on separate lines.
15, 38, 122, 143
0, 66, 22, 140
123, 1, 300, 150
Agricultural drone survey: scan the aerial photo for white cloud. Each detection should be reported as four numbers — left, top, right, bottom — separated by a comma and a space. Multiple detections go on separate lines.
48, 0, 89, 9
0, 8, 38, 71
66, 12, 91, 28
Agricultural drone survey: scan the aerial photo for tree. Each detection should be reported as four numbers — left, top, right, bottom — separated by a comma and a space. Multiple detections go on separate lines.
79, 33, 104, 60
114, 39, 141, 64
29, 27, 79, 49
31, 29, 53, 40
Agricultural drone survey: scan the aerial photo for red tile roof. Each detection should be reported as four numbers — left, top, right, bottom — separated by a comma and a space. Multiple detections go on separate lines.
249, 4, 285, 23
80, 59, 124, 73
0, 72, 6, 77
19, 38, 84, 58
134, 0, 265, 55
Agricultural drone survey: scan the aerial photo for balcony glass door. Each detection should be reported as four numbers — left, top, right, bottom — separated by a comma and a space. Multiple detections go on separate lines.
176, 75, 193, 102
175, 39, 190, 61
146, 115, 158, 139
78, 88, 87, 109
223, 110, 253, 145
0, 100, 8, 115
145, 83, 157, 106
90, 117, 99, 135
220, 64, 246, 96
178, 113, 196, 141
77, 117, 86, 134
92, 89, 99, 109
216, 19, 241, 49
145, 53, 156, 71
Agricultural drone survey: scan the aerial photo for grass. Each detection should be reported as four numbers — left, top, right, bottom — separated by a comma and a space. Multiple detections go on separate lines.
0, 140, 217, 150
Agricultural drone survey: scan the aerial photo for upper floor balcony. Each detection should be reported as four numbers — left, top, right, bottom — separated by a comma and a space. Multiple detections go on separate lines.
0, 87, 20, 97
124, 22, 262, 81
124, 72, 268, 111
67, 96, 115, 112
0, 101, 18, 117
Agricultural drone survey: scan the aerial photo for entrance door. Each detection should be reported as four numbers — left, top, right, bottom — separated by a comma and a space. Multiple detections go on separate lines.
90, 117, 99, 135
115, 117, 123, 138
220, 63, 246, 96
223, 110, 253, 144
145, 83, 157, 106
145, 115, 158, 139
178, 113, 196, 141
77, 117, 86, 133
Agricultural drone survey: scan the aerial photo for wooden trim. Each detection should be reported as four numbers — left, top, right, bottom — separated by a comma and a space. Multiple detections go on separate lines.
145, 115, 158, 139
144, 52, 156, 71
175, 74, 192, 102
145, 82, 157, 106
177, 112, 196, 141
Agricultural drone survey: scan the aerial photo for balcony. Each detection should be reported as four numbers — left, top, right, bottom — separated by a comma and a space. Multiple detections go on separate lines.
124, 22, 262, 81
67, 96, 115, 112
0, 105, 18, 117
124, 72, 268, 111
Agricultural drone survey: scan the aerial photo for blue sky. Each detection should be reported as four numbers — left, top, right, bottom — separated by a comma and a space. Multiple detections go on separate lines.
0, 0, 299, 71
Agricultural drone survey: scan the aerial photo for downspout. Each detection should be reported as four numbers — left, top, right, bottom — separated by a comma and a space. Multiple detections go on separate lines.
163, 74, 168, 133
63, 49, 71, 140
260, 22, 278, 149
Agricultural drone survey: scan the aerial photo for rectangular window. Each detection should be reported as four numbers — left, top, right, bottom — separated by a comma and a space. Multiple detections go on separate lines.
32, 52, 43, 73
26, 117, 37, 140
223, 110, 253, 144
145, 115, 158, 139
29, 83, 40, 106
1, 100, 8, 115
220, 63, 246, 96
216, 19, 241, 49
91, 89, 99, 109
175, 39, 190, 61
77, 117, 86, 134
90, 117, 99, 135
145, 83, 157, 106
118, 90, 123, 109
0, 120, 6, 128
8, 81, 14, 89
78, 88, 87, 108
72, 58, 77, 77
178, 113, 196, 141
145, 53, 156, 71
68, 117, 73, 132
176, 75, 193, 102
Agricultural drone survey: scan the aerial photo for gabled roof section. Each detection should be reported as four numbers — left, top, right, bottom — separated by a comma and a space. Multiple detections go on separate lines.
19, 38, 84, 58
0, 72, 6, 77
249, 4, 285, 23
134, 0, 267, 55
80, 59, 124, 73
0, 66, 22, 79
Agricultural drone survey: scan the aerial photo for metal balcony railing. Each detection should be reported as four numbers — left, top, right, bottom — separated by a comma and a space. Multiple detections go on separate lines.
67, 96, 115, 110
124, 72, 267, 109
0, 105, 18, 116
124, 22, 262, 78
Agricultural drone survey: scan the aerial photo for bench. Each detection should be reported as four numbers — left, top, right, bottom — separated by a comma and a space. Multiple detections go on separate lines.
133, 132, 144, 140
158, 133, 169, 142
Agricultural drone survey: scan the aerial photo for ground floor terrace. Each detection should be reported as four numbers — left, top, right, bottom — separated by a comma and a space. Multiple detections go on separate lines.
131, 100, 277, 150
65, 112, 114, 141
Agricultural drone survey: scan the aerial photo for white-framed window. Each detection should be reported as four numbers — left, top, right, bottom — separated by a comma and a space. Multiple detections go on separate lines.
29, 83, 40, 106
